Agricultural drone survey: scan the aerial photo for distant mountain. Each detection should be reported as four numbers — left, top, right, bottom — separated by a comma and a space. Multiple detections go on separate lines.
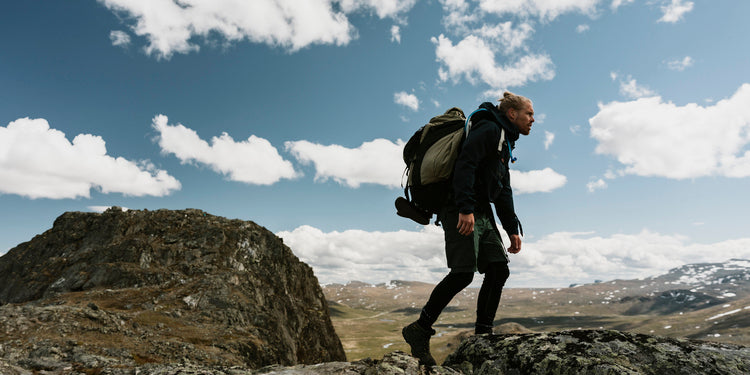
651, 259, 750, 295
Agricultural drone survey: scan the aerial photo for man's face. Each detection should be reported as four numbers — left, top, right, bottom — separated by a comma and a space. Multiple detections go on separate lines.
508, 102, 534, 136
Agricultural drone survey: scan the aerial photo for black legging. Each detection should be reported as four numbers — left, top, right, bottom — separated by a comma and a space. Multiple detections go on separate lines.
419, 262, 510, 328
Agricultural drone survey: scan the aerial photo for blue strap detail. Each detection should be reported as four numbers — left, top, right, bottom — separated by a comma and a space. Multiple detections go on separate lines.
465, 108, 488, 133
508, 140, 517, 163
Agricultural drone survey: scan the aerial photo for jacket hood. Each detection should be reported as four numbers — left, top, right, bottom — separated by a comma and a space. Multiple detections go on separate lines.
478, 102, 520, 143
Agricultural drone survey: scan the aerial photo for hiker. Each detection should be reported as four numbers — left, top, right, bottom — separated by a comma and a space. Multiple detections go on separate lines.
401, 91, 534, 366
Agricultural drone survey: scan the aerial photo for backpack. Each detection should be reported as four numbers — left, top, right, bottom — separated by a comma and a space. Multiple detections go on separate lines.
396, 107, 504, 225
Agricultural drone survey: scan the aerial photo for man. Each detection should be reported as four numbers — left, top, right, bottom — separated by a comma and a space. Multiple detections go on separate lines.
402, 91, 534, 366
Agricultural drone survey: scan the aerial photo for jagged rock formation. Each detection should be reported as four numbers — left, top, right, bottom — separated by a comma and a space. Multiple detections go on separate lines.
444, 329, 750, 375
0, 208, 345, 372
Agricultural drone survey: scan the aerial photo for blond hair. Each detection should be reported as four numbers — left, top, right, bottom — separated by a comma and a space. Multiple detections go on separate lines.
498, 91, 531, 114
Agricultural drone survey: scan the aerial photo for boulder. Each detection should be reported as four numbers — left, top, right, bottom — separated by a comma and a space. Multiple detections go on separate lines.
444, 329, 750, 374
0, 208, 345, 370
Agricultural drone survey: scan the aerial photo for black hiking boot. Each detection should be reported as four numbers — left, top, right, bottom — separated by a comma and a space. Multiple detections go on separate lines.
395, 197, 431, 225
475, 323, 493, 335
402, 321, 437, 366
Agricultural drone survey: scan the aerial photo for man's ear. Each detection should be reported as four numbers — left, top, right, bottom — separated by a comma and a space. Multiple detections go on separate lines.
507, 108, 516, 120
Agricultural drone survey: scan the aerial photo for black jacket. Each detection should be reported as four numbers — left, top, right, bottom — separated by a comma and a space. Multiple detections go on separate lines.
452, 102, 522, 236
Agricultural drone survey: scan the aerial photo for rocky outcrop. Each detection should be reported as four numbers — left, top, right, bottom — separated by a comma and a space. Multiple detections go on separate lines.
0, 208, 345, 372
444, 329, 750, 374
3, 328, 747, 374
0, 351, 460, 374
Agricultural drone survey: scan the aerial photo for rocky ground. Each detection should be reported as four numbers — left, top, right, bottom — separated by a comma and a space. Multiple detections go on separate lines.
2, 330, 748, 374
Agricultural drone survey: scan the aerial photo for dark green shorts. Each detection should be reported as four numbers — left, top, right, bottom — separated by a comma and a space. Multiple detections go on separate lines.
438, 205, 508, 274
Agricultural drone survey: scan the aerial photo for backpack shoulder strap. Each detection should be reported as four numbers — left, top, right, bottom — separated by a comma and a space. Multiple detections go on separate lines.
465, 108, 488, 135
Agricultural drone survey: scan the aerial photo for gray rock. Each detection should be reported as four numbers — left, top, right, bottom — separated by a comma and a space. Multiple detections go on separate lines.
443, 329, 750, 374
0, 208, 345, 371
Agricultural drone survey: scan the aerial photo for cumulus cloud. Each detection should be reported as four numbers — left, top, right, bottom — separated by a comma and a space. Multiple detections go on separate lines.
279, 225, 750, 287
586, 178, 607, 192
590, 83, 750, 179
432, 34, 555, 89
286, 138, 405, 188
619, 76, 657, 99
0, 118, 180, 199
394, 91, 419, 111
98, 0, 417, 59
611, 0, 634, 11
576, 24, 590, 33
278, 225, 448, 285
514, 230, 750, 287
441, 0, 480, 34
658, 0, 694, 23
109, 30, 131, 47
666, 56, 693, 71
339, 0, 419, 19
543, 131, 555, 150
478, 0, 600, 21
510, 168, 567, 194
152, 115, 299, 185
390, 25, 401, 43
473, 22, 535, 54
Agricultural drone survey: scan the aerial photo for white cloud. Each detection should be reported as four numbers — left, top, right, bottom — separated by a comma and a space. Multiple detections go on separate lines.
339, 0, 419, 19
279, 225, 750, 287
619, 76, 657, 99
514, 230, 750, 287
109, 30, 131, 47
658, 0, 694, 23
394, 91, 419, 111
590, 83, 750, 179
570, 124, 582, 134
586, 178, 607, 192
278, 225, 448, 285
473, 22, 535, 54
478, 0, 600, 21
0, 118, 180, 199
611, 0, 634, 11
390, 25, 401, 43
510, 168, 567, 194
152, 115, 299, 185
98, 0, 417, 59
576, 24, 590, 33
666, 56, 693, 71
285, 138, 405, 188
432, 34, 555, 89
543, 131, 555, 150
441, 0, 480, 35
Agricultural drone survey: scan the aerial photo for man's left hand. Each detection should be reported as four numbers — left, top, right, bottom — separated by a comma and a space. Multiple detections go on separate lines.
508, 234, 522, 254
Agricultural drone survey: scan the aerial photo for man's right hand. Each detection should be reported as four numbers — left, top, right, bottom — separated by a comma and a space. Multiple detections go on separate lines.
457, 213, 475, 236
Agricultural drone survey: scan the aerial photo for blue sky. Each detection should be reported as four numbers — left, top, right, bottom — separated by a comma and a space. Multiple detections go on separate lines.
2, 0, 749, 287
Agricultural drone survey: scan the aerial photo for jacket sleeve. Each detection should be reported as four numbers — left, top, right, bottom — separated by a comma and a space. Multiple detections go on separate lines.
493, 171, 521, 236
452, 122, 497, 214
